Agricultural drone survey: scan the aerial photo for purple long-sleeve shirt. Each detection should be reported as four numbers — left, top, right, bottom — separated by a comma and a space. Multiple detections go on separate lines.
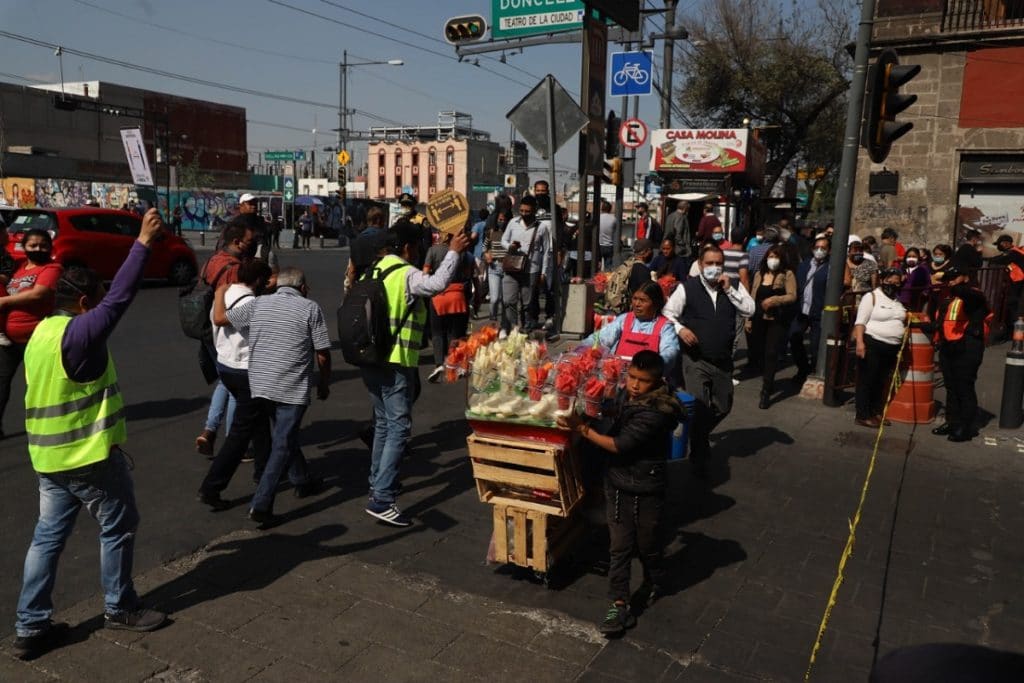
61, 241, 150, 382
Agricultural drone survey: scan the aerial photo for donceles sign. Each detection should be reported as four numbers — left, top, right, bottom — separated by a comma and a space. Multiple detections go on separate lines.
650, 128, 749, 173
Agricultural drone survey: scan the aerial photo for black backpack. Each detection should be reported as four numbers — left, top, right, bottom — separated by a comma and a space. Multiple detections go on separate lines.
337, 261, 416, 367
178, 260, 234, 342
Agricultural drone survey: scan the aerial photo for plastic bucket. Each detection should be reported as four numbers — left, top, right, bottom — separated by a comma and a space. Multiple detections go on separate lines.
670, 390, 696, 460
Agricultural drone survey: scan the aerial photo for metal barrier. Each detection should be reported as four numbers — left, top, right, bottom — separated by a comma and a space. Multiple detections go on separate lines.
942, 0, 1024, 32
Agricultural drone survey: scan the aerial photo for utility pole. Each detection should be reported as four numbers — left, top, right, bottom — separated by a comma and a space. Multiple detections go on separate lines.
660, 0, 678, 129
339, 50, 348, 187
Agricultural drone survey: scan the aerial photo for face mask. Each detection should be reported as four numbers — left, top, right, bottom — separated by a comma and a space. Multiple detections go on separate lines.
813, 248, 827, 260
401, 206, 413, 215
702, 265, 723, 282
881, 283, 900, 298
850, 253, 864, 264
932, 255, 945, 265
520, 212, 535, 225
25, 250, 51, 264
766, 257, 780, 271
905, 257, 918, 267
712, 232, 725, 242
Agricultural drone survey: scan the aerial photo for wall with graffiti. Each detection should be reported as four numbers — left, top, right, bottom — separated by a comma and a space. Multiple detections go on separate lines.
1, 176, 245, 231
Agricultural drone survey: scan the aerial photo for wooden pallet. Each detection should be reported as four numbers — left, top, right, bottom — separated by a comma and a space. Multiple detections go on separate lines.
491, 504, 584, 574
468, 432, 584, 517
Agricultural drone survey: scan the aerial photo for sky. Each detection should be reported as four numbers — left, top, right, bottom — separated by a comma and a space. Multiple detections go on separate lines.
0, 0, 689, 185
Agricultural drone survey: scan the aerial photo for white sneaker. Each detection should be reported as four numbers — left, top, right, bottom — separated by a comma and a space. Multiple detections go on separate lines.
0, 333, 11, 347
498, 329, 508, 340
427, 366, 444, 383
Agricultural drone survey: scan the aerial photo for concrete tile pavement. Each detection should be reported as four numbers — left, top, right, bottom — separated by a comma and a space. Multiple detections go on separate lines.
3, 337, 1024, 681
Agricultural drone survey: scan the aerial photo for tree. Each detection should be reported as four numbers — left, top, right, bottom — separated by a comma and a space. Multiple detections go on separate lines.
175, 149, 214, 191
675, 0, 853, 192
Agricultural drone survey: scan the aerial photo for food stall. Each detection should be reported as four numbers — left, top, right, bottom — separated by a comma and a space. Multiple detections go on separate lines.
449, 327, 630, 583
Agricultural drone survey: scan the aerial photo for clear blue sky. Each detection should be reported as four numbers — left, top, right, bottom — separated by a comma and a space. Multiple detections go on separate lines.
1, 0, 687, 181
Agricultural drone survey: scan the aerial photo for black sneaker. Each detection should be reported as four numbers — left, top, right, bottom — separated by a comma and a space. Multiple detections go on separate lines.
599, 602, 636, 636
248, 508, 280, 528
104, 608, 166, 632
197, 490, 231, 511
640, 582, 666, 607
293, 477, 325, 499
365, 498, 412, 527
13, 622, 69, 660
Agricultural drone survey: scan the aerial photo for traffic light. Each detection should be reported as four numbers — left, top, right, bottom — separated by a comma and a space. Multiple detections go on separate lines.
862, 48, 921, 164
605, 110, 621, 158
443, 15, 487, 44
608, 158, 623, 186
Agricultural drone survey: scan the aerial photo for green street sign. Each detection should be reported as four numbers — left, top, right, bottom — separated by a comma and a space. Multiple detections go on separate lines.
492, 0, 585, 38
265, 151, 294, 161
472, 184, 504, 192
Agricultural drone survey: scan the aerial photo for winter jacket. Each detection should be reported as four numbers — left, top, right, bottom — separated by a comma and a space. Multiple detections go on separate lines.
606, 384, 683, 494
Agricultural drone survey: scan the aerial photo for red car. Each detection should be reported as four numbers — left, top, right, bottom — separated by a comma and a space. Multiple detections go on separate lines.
4, 208, 197, 285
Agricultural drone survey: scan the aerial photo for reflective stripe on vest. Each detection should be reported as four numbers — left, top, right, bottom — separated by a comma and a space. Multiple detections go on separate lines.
376, 254, 426, 367
24, 315, 126, 473
942, 297, 967, 341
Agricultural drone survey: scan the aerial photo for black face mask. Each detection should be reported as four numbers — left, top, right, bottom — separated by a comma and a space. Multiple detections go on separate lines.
25, 250, 51, 265
850, 253, 864, 264
520, 212, 536, 225
881, 283, 900, 299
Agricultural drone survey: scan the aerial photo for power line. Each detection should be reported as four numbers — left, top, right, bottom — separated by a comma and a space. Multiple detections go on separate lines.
265, 0, 535, 89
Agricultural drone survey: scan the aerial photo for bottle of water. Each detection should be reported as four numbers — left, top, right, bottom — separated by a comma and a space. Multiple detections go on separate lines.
1013, 317, 1024, 354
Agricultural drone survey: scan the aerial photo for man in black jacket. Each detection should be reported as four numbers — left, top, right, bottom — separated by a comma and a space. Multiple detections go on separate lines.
561, 351, 683, 636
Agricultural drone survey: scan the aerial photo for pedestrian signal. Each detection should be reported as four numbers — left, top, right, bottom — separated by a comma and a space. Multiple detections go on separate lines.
862, 48, 920, 164
444, 15, 487, 44
605, 111, 621, 158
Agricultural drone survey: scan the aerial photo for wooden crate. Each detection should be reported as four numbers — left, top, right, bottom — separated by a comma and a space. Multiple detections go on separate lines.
468, 432, 584, 517
491, 504, 583, 573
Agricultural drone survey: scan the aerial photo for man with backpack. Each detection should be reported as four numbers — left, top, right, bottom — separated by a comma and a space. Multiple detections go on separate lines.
604, 239, 655, 314
341, 219, 470, 527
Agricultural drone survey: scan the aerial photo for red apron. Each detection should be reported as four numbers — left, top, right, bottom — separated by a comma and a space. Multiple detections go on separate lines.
614, 313, 668, 357
431, 283, 468, 315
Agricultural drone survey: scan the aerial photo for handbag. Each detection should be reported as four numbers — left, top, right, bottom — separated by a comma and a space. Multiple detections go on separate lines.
501, 223, 539, 274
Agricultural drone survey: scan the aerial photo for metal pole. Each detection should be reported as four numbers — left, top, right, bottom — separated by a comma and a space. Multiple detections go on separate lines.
614, 96, 627, 262
341, 50, 348, 184
337, 54, 344, 151
660, 0, 678, 129
817, 0, 877, 384
545, 75, 561, 331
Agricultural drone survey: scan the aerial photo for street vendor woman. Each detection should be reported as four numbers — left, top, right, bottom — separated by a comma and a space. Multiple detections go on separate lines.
584, 280, 679, 370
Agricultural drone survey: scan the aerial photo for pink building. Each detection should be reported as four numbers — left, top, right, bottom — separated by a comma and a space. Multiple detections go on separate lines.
367, 112, 526, 211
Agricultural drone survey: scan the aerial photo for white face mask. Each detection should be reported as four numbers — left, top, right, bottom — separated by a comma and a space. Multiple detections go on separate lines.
766, 257, 780, 271
813, 248, 827, 260
702, 265, 723, 282
905, 257, 918, 266
712, 232, 725, 242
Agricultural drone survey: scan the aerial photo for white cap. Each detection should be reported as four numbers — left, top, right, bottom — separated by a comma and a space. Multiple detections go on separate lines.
239, 193, 257, 204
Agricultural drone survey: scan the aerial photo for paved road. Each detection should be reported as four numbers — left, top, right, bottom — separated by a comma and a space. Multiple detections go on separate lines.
1, 245, 1023, 680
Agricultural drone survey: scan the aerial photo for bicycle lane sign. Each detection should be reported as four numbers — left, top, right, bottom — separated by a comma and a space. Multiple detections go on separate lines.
609, 50, 653, 97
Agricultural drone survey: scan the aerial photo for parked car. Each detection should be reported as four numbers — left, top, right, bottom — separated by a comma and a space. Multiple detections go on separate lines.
4, 208, 197, 285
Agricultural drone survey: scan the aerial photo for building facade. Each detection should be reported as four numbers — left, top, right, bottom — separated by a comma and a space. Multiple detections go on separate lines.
366, 112, 526, 211
852, 1, 1024, 256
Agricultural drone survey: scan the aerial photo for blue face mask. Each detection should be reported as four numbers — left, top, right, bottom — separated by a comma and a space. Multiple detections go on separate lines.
933, 255, 945, 265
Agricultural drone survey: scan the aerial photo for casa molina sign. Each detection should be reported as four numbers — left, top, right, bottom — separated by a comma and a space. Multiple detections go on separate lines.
650, 128, 750, 174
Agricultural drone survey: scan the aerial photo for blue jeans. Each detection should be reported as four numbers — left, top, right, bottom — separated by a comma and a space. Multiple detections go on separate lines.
361, 365, 417, 504
16, 450, 140, 637
250, 401, 310, 514
204, 379, 236, 434
487, 265, 504, 321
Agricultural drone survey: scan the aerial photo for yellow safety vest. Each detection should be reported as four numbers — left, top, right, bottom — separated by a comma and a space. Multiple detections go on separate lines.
375, 254, 426, 367
24, 315, 126, 473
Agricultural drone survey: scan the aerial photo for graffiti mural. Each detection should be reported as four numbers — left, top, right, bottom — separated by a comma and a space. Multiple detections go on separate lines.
35, 178, 93, 208
0, 177, 36, 208
91, 182, 138, 209
167, 190, 241, 230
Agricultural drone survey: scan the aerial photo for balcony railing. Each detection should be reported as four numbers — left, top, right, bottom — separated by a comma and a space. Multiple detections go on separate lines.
942, 0, 1024, 31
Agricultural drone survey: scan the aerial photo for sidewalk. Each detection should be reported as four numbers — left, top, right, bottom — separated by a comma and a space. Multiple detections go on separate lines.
3, 338, 1023, 681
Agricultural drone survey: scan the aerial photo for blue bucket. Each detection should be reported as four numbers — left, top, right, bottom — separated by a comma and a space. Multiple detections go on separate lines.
670, 390, 696, 460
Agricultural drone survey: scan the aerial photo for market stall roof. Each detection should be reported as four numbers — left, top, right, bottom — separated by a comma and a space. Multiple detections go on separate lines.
667, 193, 714, 201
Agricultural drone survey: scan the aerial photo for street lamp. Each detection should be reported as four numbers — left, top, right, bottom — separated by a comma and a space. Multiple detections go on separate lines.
338, 52, 403, 182
641, 1, 689, 129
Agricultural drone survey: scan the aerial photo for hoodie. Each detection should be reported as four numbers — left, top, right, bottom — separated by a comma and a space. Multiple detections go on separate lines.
606, 384, 684, 494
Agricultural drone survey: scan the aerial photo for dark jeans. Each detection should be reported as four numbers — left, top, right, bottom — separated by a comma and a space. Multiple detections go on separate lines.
431, 312, 469, 367
605, 481, 667, 602
855, 336, 901, 420
939, 339, 984, 431
789, 313, 822, 375
199, 366, 271, 495
250, 401, 311, 513
751, 317, 789, 394
0, 343, 26, 432
681, 355, 734, 466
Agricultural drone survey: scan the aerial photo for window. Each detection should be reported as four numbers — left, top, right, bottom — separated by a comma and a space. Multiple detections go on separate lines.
446, 146, 455, 165
446, 174, 455, 189
70, 213, 139, 236
428, 148, 436, 166
378, 150, 386, 174
411, 149, 419, 168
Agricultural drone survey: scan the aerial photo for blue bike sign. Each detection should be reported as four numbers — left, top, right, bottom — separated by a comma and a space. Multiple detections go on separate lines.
609, 51, 653, 97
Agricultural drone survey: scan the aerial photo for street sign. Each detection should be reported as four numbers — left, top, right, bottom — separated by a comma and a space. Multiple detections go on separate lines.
609, 51, 653, 97
119, 128, 154, 186
336, 150, 350, 166
581, 16, 608, 175
265, 151, 294, 161
283, 177, 295, 203
492, 0, 585, 39
619, 117, 648, 150
294, 150, 306, 161
506, 76, 587, 160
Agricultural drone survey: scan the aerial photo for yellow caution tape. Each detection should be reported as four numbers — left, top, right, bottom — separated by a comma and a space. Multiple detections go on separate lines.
804, 325, 911, 681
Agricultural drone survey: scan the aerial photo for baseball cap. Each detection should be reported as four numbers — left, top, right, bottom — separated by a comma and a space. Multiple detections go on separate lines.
239, 193, 257, 204
941, 264, 965, 281
763, 226, 781, 242
994, 234, 1014, 246
398, 192, 416, 206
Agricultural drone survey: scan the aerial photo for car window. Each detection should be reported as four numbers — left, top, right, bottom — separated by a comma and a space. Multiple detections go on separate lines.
11, 212, 57, 232
69, 214, 109, 233
108, 214, 142, 237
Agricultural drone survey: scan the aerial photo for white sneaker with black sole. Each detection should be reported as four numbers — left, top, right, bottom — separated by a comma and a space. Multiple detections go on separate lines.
427, 366, 444, 383
365, 498, 412, 527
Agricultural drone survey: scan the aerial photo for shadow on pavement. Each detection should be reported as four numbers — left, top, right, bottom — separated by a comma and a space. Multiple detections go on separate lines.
124, 396, 211, 422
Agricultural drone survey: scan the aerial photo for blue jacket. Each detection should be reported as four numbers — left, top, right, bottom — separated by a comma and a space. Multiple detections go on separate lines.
795, 257, 830, 320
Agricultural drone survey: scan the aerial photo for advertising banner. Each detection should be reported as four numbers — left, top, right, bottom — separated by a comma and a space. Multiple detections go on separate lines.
650, 128, 749, 173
